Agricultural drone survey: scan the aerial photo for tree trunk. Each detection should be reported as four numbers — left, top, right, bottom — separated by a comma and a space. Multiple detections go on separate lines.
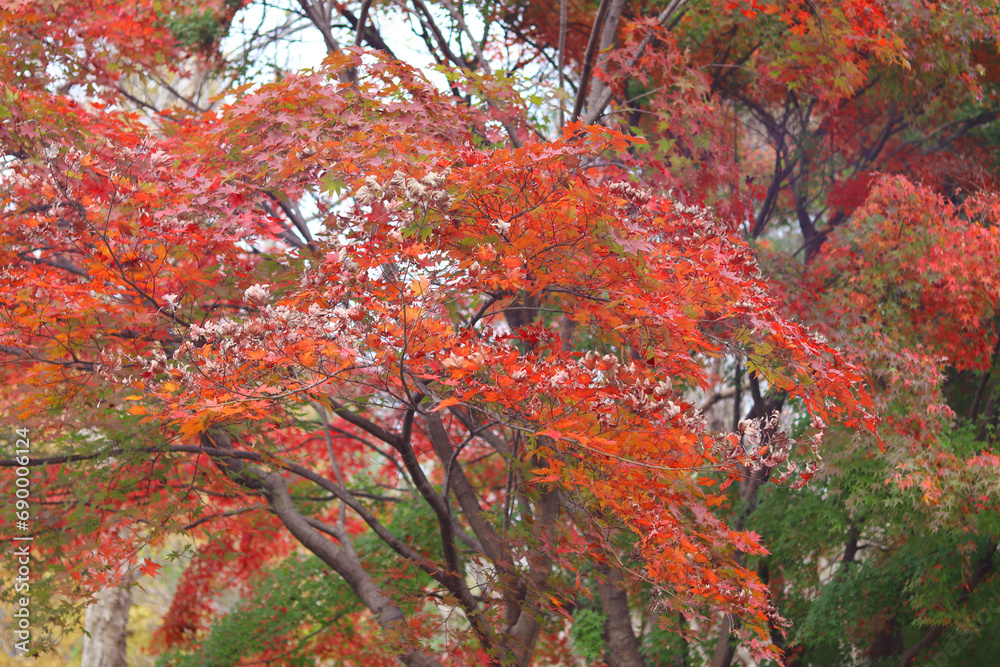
598, 566, 646, 667
710, 386, 786, 666
81, 583, 133, 667
709, 615, 736, 667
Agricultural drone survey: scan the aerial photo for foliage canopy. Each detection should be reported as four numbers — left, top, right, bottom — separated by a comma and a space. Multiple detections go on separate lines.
2, 0, 999, 665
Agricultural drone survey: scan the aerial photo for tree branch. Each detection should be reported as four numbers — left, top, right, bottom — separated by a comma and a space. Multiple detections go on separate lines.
583, 0, 628, 116
597, 565, 646, 667
198, 430, 443, 667
424, 413, 504, 562
330, 401, 402, 449
339, 4, 396, 56
353, 0, 373, 47
571, 0, 612, 123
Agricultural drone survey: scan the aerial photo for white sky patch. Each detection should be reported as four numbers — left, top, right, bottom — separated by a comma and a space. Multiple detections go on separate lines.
220, 1, 474, 92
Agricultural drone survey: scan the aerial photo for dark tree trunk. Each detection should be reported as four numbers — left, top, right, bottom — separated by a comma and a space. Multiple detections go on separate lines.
598, 566, 646, 667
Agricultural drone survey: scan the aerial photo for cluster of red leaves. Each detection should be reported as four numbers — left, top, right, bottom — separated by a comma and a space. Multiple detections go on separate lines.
154, 514, 291, 650
802, 176, 1000, 374
0, 0, 235, 94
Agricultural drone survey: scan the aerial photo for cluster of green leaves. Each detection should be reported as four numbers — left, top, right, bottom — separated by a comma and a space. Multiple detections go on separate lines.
569, 606, 606, 663
747, 420, 1000, 665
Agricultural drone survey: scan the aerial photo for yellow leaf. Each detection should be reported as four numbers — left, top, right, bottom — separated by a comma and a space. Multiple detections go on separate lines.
177, 417, 204, 437
410, 277, 430, 296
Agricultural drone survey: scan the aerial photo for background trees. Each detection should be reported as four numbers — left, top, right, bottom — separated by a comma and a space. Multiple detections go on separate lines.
1, 0, 998, 665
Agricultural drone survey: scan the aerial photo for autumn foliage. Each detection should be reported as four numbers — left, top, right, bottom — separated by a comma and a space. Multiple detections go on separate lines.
2, 0, 1000, 665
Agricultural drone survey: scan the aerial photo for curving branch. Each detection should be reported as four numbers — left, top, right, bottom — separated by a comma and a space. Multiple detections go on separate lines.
198, 429, 444, 667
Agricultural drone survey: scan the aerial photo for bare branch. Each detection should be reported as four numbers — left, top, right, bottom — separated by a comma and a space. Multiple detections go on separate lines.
571, 0, 612, 123
557, 0, 568, 130
353, 0, 373, 47
583, 0, 628, 115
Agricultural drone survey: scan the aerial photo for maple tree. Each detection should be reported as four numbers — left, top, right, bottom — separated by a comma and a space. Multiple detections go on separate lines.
1, 0, 999, 666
